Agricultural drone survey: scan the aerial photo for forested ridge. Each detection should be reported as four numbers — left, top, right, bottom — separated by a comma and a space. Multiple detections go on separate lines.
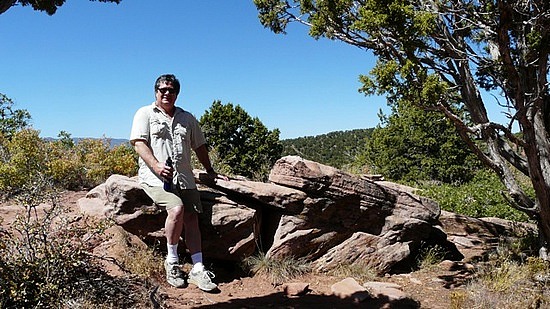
281, 128, 373, 169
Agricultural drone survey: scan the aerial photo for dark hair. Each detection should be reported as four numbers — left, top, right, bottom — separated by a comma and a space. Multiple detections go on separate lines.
155, 74, 180, 95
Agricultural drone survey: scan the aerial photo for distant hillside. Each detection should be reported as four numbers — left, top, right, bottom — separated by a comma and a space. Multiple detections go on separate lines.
281, 128, 373, 168
106, 138, 131, 147
43, 137, 130, 148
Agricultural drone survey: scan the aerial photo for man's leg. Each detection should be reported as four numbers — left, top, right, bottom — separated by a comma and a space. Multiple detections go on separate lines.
141, 184, 187, 288
182, 211, 201, 256
163, 204, 187, 288
165, 206, 184, 263
181, 190, 217, 291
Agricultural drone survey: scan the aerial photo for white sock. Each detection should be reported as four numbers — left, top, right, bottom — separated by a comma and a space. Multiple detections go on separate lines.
166, 244, 179, 264
192, 262, 205, 273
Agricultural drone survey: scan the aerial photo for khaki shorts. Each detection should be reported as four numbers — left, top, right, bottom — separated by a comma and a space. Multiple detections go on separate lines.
141, 184, 203, 213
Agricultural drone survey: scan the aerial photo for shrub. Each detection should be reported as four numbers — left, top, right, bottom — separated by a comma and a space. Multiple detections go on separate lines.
46, 137, 137, 191
416, 169, 530, 221
0, 129, 48, 198
200, 101, 283, 181
104, 143, 138, 177
461, 258, 550, 307
45, 139, 85, 190
0, 176, 151, 308
453, 233, 550, 308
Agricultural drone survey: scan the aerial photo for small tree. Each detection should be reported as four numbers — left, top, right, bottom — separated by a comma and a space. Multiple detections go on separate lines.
0, 93, 31, 140
199, 100, 283, 180
362, 101, 480, 184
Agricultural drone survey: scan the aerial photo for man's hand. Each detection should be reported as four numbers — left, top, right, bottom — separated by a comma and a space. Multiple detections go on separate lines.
133, 141, 174, 182
157, 161, 173, 181
205, 168, 229, 182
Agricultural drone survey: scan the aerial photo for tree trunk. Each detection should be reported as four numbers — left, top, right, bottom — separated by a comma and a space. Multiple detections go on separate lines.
527, 111, 550, 255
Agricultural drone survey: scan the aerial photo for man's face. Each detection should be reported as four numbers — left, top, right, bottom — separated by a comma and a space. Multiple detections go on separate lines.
155, 81, 178, 107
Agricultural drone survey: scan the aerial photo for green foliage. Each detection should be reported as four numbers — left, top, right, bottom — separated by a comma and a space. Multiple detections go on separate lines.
2, 0, 121, 15
359, 102, 480, 184
200, 101, 283, 180
417, 169, 529, 221
57, 130, 75, 148
282, 129, 373, 170
0, 94, 31, 141
46, 136, 85, 190
47, 137, 137, 189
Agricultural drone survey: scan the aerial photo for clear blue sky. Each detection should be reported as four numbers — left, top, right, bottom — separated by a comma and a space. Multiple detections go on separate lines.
1, 1, 386, 140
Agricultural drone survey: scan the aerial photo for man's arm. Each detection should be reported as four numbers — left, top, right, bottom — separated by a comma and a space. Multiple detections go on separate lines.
194, 144, 214, 173
194, 144, 229, 181
133, 140, 169, 178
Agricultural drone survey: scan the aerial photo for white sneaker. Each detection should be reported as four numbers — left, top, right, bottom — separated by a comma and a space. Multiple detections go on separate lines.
188, 268, 217, 291
164, 260, 186, 288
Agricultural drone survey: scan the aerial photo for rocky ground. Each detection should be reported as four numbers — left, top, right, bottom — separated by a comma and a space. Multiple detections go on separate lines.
151, 260, 472, 308
1, 190, 483, 309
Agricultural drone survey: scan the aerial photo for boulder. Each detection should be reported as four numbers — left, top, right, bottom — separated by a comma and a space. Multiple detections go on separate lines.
79, 177, 259, 261
78, 156, 462, 273
331, 278, 370, 303
439, 210, 536, 261
267, 156, 457, 273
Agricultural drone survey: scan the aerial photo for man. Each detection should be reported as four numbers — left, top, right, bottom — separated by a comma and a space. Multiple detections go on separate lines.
130, 74, 220, 291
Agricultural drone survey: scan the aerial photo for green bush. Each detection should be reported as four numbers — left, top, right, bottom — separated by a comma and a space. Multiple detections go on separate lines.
360, 102, 480, 184
416, 169, 529, 221
74, 138, 137, 187
104, 143, 138, 176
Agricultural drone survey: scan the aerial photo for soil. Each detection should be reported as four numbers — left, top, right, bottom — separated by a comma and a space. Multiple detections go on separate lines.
1, 190, 477, 309
153, 264, 469, 309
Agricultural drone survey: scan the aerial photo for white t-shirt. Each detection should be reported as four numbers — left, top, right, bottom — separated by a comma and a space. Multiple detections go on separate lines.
130, 102, 206, 189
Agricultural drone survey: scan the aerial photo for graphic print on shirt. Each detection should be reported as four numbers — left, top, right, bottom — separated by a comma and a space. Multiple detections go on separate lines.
151, 119, 170, 140
172, 123, 188, 161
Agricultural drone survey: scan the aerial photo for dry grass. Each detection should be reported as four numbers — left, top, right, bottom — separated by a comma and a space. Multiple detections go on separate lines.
416, 245, 447, 271
326, 261, 378, 283
243, 252, 311, 285
451, 247, 550, 308
113, 229, 164, 280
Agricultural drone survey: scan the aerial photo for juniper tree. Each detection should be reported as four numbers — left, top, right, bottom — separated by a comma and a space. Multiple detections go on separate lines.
255, 0, 550, 254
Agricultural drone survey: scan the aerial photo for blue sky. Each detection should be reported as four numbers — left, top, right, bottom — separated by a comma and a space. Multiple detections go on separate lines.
0, 0, 386, 140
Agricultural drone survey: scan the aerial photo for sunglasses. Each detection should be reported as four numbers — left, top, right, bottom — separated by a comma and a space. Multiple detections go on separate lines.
157, 87, 177, 94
